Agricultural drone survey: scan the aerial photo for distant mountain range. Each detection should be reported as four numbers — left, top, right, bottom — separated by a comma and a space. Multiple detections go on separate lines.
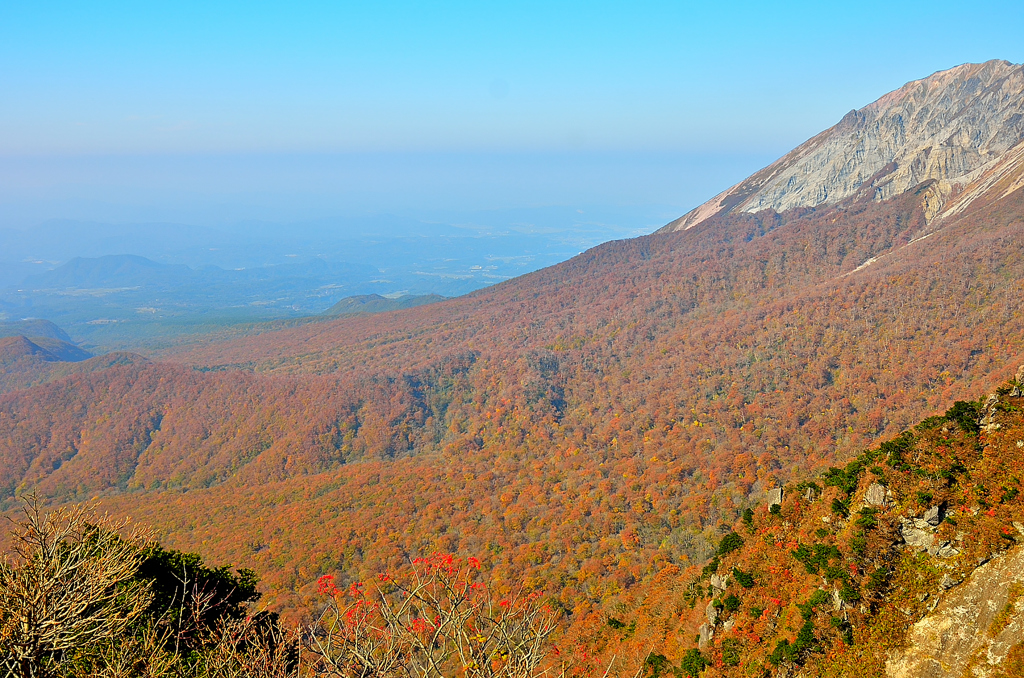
324, 293, 446, 316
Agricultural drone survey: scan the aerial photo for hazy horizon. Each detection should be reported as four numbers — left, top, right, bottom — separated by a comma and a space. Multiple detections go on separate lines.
2, 1, 1022, 347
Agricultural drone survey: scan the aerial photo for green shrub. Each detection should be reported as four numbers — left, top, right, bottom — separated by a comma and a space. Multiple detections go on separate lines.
944, 400, 981, 435
839, 580, 861, 603
643, 652, 670, 677
679, 648, 708, 677
849, 533, 867, 557
723, 594, 741, 612
768, 620, 816, 666
732, 568, 755, 588
717, 532, 744, 556
854, 508, 878, 530
792, 543, 841, 574
721, 638, 742, 667
797, 590, 830, 620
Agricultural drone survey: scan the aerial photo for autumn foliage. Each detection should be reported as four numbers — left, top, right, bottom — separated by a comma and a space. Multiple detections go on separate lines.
0, 182, 1023, 661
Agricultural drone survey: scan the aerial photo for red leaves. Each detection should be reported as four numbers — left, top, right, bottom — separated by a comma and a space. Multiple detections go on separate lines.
317, 574, 337, 596
409, 617, 434, 633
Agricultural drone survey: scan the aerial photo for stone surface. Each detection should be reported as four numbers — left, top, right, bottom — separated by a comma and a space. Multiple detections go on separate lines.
698, 623, 714, 649
901, 518, 936, 551
923, 505, 942, 526
887, 546, 1024, 677
804, 487, 817, 502
705, 600, 719, 626
765, 487, 783, 507
865, 482, 890, 507
664, 61, 1024, 233
939, 573, 962, 590
710, 574, 729, 591
722, 619, 735, 632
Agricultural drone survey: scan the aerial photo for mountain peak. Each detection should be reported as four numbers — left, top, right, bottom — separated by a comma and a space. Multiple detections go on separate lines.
664, 60, 1024, 231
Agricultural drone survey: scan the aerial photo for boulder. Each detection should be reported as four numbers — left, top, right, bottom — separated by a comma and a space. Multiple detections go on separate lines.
981, 394, 1001, 432
939, 573, 963, 590
901, 518, 936, 551
710, 574, 729, 591
804, 486, 817, 502
698, 623, 714, 648
766, 487, 783, 507
865, 482, 890, 507
924, 505, 942, 526
705, 600, 719, 625
722, 619, 735, 632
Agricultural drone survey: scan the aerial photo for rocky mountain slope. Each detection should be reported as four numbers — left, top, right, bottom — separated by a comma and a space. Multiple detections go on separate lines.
1, 62, 1023, 642
663, 60, 1024, 232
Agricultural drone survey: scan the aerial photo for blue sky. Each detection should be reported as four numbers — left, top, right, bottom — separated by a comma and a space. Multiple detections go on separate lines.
0, 1, 1021, 225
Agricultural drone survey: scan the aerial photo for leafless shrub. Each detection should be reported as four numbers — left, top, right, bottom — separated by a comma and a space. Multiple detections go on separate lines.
198, 615, 299, 678
0, 495, 153, 678
304, 554, 567, 678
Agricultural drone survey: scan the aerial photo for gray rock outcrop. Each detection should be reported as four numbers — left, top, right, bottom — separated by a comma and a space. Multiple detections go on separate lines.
865, 482, 891, 507
698, 623, 714, 648
664, 60, 1024, 233
705, 600, 719, 626
766, 487, 783, 508
900, 518, 936, 551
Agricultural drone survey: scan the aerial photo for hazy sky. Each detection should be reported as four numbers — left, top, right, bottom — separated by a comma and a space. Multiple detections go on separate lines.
1, 0, 1022, 225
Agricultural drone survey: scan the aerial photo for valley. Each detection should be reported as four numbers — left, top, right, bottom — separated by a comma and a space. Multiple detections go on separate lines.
2, 60, 1024, 677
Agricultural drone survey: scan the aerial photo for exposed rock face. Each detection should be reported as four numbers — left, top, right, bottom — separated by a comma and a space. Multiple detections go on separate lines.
698, 622, 714, 648
705, 600, 719, 625
664, 60, 1024, 232
900, 518, 937, 551
766, 487, 783, 508
887, 546, 1024, 677
866, 482, 891, 507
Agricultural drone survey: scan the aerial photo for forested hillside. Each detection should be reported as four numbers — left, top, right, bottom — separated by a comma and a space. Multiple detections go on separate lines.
548, 369, 1024, 677
1, 166, 1022, 623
